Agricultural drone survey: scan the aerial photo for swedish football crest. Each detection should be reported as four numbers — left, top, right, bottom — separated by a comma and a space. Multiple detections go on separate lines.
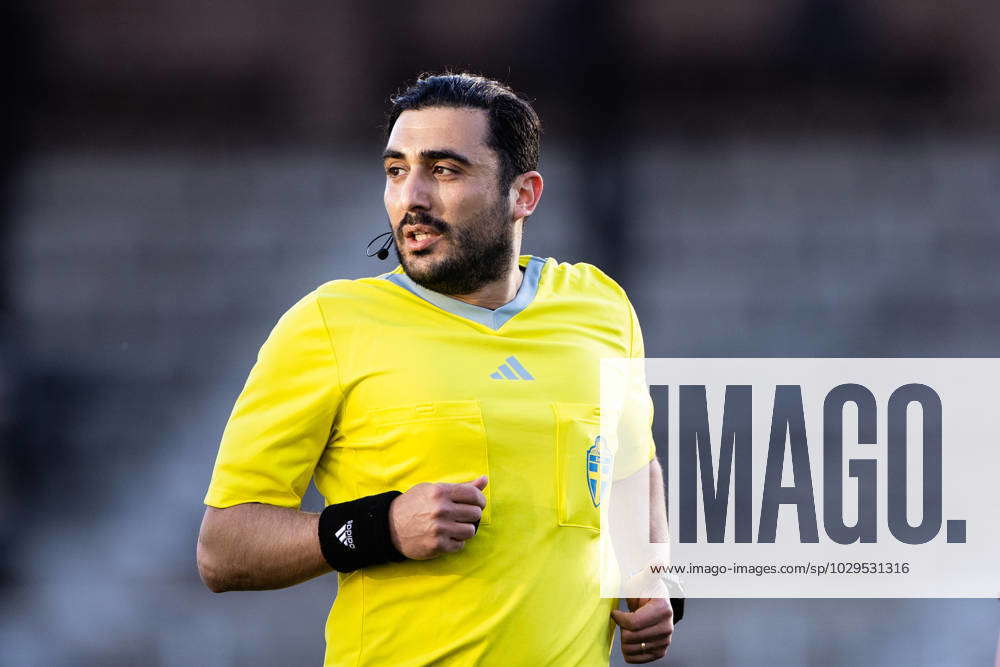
587, 435, 612, 507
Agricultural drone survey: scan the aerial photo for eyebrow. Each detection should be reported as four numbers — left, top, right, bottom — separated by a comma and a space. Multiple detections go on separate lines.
381, 148, 473, 166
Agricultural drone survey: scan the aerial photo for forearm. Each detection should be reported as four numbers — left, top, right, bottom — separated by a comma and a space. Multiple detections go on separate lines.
609, 458, 671, 580
648, 458, 669, 547
197, 503, 332, 592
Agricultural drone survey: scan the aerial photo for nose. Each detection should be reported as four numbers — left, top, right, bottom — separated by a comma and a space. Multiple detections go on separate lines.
398, 169, 432, 212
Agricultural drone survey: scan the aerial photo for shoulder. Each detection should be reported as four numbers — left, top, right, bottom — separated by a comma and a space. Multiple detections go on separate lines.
271, 275, 389, 335
313, 274, 395, 300
303, 273, 403, 312
541, 258, 631, 306
279, 273, 405, 332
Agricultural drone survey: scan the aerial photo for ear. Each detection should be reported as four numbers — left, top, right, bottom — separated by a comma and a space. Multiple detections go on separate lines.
511, 171, 543, 220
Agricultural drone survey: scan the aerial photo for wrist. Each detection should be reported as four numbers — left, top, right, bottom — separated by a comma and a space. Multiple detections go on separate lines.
387, 495, 405, 556
318, 491, 406, 572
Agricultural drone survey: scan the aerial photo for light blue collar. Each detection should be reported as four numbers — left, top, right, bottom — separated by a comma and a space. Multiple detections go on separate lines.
384, 256, 544, 330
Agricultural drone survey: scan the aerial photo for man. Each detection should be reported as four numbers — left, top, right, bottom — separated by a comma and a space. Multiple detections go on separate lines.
197, 73, 675, 665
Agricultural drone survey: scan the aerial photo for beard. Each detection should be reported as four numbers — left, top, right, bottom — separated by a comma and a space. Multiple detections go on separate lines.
392, 196, 515, 296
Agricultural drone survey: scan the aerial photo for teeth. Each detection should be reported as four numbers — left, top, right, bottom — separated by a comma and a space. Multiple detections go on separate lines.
413, 232, 428, 241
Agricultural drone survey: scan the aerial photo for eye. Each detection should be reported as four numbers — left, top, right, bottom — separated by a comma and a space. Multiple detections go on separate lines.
433, 164, 457, 176
385, 165, 405, 177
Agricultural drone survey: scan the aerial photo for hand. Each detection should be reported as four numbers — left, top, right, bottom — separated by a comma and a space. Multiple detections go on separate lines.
611, 597, 674, 664
388, 476, 487, 560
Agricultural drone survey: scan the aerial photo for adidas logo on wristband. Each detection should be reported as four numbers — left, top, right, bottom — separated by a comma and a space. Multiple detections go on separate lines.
335, 520, 355, 550
318, 491, 404, 572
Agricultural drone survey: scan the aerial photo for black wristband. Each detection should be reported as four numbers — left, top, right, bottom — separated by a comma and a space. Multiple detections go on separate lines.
670, 597, 684, 623
318, 491, 406, 572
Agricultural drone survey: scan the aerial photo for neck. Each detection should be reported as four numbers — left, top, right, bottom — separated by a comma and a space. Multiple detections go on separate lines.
448, 225, 524, 310
449, 256, 524, 310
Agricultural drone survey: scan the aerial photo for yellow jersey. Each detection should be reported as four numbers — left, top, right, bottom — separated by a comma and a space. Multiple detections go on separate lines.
205, 255, 655, 666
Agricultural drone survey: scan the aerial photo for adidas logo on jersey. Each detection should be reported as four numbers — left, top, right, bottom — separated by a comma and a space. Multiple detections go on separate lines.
335, 520, 355, 550
490, 355, 534, 381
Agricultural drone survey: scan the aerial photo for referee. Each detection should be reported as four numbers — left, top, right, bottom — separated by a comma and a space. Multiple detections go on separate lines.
197, 72, 676, 665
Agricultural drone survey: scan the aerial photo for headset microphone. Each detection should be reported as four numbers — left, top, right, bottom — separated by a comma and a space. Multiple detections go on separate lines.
366, 231, 394, 260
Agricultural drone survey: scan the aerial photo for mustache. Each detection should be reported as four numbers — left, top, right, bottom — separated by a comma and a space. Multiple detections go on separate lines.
398, 211, 449, 234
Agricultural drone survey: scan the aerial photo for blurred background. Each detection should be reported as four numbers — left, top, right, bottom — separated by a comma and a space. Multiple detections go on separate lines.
2, 0, 999, 664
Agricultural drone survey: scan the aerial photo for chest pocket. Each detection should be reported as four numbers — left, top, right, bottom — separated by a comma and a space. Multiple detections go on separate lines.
553, 403, 610, 531
368, 400, 492, 526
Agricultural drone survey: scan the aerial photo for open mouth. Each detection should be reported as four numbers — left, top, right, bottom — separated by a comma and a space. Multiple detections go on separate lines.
402, 224, 443, 252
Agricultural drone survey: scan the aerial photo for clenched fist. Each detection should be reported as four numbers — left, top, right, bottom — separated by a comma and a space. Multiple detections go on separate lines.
612, 597, 674, 663
388, 476, 488, 560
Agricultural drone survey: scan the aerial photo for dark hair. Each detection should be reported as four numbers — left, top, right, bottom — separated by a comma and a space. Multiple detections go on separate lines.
386, 73, 541, 193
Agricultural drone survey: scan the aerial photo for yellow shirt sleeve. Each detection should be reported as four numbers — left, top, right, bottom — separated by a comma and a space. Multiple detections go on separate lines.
612, 298, 657, 480
204, 290, 342, 508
